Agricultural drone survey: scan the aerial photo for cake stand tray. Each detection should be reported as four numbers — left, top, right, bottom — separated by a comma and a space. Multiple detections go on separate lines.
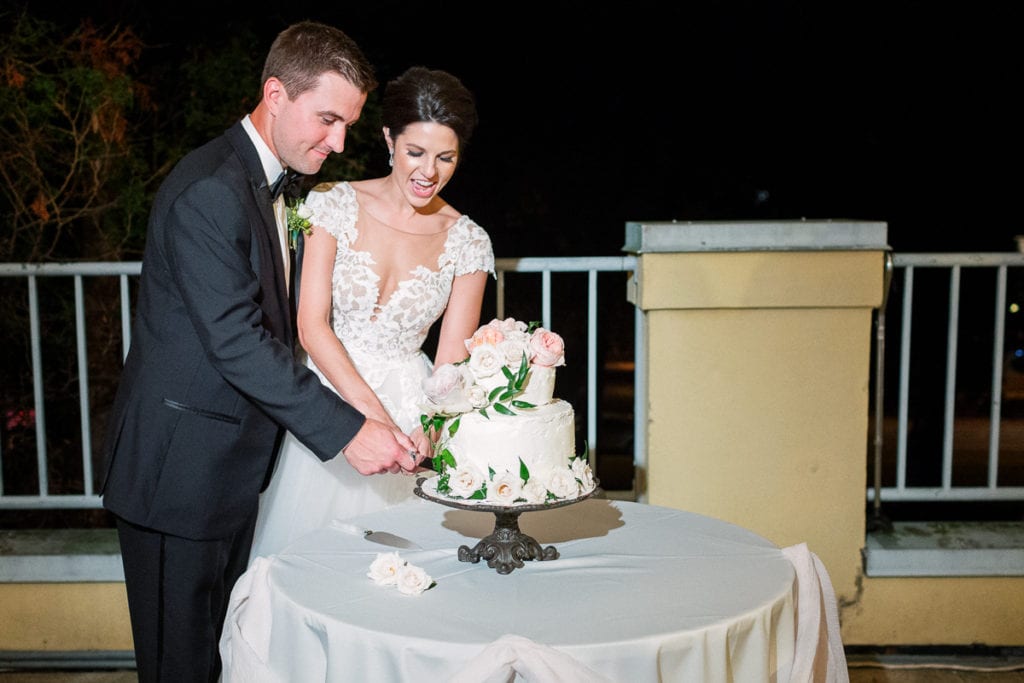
414, 476, 601, 575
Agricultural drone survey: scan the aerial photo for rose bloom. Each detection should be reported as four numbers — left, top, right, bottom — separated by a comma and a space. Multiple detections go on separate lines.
491, 318, 528, 333
396, 563, 433, 595
487, 471, 522, 504
546, 468, 580, 499
572, 458, 596, 491
465, 323, 505, 352
448, 463, 486, 498
468, 343, 504, 379
422, 364, 473, 414
296, 201, 313, 220
520, 479, 548, 505
423, 363, 464, 403
367, 552, 404, 586
496, 338, 531, 369
465, 383, 490, 409
529, 328, 566, 368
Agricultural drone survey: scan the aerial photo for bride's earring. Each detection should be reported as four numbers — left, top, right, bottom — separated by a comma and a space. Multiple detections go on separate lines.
388, 149, 394, 167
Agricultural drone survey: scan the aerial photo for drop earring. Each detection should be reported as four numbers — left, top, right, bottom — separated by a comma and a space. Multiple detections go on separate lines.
388, 149, 394, 167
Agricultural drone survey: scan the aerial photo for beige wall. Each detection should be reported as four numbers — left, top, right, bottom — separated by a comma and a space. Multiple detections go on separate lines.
631, 244, 1024, 646
0, 583, 132, 650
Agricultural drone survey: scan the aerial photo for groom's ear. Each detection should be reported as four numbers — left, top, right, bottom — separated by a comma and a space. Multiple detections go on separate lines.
263, 77, 288, 113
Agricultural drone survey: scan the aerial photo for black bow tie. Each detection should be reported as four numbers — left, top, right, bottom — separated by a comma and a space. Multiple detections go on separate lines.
269, 170, 303, 202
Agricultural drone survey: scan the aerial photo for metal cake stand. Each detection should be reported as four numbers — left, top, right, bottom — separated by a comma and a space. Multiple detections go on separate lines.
414, 476, 601, 575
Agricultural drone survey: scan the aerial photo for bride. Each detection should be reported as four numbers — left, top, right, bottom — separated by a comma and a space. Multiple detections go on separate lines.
249, 66, 493, 560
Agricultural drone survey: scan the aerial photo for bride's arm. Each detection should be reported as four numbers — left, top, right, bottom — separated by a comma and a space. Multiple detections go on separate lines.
434, 270, 489, 367
296, 225, 396, 427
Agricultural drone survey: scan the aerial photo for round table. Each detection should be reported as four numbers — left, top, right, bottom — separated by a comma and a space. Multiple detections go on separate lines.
221, 497, 796, 682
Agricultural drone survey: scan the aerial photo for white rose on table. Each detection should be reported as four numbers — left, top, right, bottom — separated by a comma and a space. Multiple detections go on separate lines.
448, 463, 486, 498
367, 552, 404, 586
488, 471, 522, 504
396, 563, 434, 596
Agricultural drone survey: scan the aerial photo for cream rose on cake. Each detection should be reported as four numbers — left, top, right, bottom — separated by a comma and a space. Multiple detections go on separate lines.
420, 318, 596, 505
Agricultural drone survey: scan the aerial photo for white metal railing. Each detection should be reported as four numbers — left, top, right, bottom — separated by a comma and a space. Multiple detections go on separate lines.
6, 252, 1024, 514
870, 252, 1024, 505
0, 258, 642, 510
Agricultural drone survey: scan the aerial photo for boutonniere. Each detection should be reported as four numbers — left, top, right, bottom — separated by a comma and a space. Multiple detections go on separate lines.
286, 198, 313, 250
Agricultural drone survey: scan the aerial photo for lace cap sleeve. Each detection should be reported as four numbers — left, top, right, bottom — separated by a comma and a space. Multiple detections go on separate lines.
455, 218, 496, 278
303, 181, 357, 244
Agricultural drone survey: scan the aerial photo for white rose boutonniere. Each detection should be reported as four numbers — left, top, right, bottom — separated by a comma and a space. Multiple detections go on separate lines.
287, 198, 313, 250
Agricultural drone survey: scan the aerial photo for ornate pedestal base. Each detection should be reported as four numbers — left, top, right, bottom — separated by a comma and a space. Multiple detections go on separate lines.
458, 510, 559, 574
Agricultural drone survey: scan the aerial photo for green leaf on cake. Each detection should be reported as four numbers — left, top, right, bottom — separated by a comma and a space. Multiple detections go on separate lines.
518, 458, 530, 481
493, 403, 515, 416
501, 365, 515, 382
511, 400, 534, 409
514, 355, 529, 390
499, 389, 515, 401
488, 386, 505, 402
448, 417, 461, 436
439, 449, 457, 469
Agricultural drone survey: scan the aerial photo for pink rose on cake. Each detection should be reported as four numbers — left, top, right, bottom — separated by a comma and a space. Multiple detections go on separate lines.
528, 328, 566, 368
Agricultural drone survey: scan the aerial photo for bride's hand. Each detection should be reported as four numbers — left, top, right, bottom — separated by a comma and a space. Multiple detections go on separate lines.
409, 429, 433, 470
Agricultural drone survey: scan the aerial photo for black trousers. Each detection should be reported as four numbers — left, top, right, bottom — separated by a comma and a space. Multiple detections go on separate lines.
115, 512, 256, 683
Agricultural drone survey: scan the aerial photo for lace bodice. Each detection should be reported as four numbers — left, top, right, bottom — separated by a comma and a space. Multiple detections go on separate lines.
304, 182, 494, 370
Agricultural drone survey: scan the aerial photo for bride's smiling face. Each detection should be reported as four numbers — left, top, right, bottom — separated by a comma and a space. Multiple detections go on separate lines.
386, 122, 460, 207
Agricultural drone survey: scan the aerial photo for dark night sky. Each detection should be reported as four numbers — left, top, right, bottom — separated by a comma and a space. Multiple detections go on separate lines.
15, 1, 1023, 258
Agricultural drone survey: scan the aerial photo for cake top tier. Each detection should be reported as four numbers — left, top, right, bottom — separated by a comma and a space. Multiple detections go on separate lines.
420, 318, 566, 422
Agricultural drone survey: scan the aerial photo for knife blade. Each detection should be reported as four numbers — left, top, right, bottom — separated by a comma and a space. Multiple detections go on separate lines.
331, 521, 422, 550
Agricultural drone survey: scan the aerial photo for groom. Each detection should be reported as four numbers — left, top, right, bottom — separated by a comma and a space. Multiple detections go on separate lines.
100, 21, 417, 683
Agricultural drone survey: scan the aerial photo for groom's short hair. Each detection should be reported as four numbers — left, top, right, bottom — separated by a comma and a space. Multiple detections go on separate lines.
261, 21, 377, 101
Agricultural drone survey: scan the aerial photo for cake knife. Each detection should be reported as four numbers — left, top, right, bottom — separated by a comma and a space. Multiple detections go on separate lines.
331, 521, 422, 550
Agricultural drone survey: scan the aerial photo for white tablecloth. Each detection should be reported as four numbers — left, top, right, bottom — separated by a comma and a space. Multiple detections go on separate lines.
221, 497, 797, 682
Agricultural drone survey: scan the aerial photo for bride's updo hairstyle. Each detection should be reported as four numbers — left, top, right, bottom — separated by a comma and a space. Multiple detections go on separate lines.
382, 67, 479, 151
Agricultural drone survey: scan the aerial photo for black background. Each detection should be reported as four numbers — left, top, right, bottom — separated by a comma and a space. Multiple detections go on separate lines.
15, 0, 1023, 257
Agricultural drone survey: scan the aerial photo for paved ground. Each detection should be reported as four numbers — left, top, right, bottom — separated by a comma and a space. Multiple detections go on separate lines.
2, 658, 1024, 682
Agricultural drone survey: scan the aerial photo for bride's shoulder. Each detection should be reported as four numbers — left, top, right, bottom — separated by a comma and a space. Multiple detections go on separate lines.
308, 180, 355, 201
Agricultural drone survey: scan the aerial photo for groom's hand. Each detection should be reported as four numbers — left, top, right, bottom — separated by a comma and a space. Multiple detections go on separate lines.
342, 418, 419, 475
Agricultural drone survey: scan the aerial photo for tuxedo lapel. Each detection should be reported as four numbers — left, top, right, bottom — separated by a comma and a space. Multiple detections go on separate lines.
224, 123, 294, 343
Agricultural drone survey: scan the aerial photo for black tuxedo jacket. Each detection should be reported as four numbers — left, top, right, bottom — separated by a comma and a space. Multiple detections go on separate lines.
101, 122, 364, 540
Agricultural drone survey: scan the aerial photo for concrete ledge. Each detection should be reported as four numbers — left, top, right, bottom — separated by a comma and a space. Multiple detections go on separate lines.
864, 521, 1024, 577
0, 529, 123, 582
623, 219, 889, 253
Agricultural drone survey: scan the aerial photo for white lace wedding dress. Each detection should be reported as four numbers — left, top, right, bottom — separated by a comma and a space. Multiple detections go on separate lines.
248, 181, 494, 561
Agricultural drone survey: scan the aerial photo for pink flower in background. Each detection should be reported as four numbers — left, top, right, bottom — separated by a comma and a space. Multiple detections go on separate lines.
4, 408, 35, 431
528, 329, 566, 367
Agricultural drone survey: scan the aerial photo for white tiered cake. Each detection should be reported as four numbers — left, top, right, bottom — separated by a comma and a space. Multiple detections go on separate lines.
419, 318, 596, 505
